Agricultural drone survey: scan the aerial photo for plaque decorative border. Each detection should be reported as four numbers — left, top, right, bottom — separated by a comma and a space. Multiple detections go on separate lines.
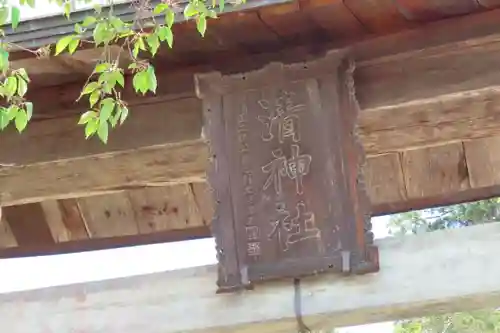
196, 49, 379, 293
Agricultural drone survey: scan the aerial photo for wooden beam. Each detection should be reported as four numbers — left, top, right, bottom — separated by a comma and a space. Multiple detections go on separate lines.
0, 226, 211, 258
0, 140, 208, 206
2, 223, 500, 332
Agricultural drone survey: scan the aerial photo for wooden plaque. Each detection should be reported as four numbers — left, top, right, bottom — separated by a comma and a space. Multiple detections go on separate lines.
195, 50, 379, 292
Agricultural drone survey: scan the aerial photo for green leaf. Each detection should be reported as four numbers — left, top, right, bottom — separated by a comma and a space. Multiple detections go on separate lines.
4, 76, 18, 96
17, 77, 28, 97
0, 49, 9, 73
78, 110, 97, 124
89, 91, 100, 107
219, 0, 225, 13
11, 6, 20, 30
113, 71, 125, 88
99, 98, 115, 121
165, 9, 175, 27
95, 62, 111, 73
97, 120, 109, 143
16, 68, 30, 82
207, 9, 217, 19
119, 105, 129, 125
132, 71, 149, 95
184, 3, 198, 18
25, 101, 33, 121
55, 35, 73, 55
128, 62, 139, 70
146, 34, 160, 56
82, 81, 100, 95
138, 37, 146, 51
153, 3, 169, 14
74, 23, 83, 34
93, 22, 114, 46
196, 15, 207, 37
157, 26, 173, 48
0, 7, 9, 26
196, 1, 209, 15
98, 72, 116, 90
85, 118, 98, 138
93, 4, 102, 14
147, 65, 157, 94
6, 105, 18, 121
63, 1, 71, 19
110, 107, 120, 128
132, 37, 146, 58
82, 15, 96, 27
14, 109, 28, 132
132, 42, 140, 59
0, 108, 9, 130
26, 0, 36, 8
109, 17, 125, 32
68, 38, 79, 54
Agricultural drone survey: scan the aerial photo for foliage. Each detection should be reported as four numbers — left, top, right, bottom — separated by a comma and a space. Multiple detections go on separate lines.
387, 198, 500, 236
395, 310, 500, 333
0, 0, 244, 143
389, 198, 500, 333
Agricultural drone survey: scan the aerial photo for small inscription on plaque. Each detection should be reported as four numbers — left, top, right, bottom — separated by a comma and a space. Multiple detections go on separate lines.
196, 51, 379, 292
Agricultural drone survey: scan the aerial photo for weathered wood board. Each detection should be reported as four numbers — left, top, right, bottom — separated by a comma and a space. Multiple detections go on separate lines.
196, 51, 378, 292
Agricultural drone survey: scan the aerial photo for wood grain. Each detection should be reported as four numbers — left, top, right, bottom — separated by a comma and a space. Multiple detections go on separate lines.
304, 0, 366, 39
2, 204, 55, 246
0, 140, 209, 206
0, 213, 17, 248
127, 185, 204, 234
79, 193, 139, 238
394, 0, 479, 21
190, 182, 214, 226
0, 97, 202, 165
258, 2, 318, 42
364, 153, 406, 206
464, 136, 500, 188
344, 0, 412, 33
40, 199, 89, 242
401, 143, 470, 199
356, 35, 500, 109
359, 87, 500, 154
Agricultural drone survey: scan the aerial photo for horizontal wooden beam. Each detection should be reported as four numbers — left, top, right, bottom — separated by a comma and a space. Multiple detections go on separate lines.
3, 223, 500, 332
0, 140, 208, 206
0, 226, 211, 258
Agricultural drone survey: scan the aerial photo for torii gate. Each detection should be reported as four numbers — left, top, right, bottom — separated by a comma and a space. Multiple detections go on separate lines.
2, 0, 500, 332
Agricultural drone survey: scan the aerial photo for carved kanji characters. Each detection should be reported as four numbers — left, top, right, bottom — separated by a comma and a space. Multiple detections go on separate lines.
257, 90, 305, 144
268, 202, 320, 251
247, 242, 261, 256
262, 145, 312, 196
261, 148, 288, 197
285, 144, 312, 195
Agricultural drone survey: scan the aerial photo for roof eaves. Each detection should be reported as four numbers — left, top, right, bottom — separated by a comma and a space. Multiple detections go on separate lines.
3, 0, 292, 50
